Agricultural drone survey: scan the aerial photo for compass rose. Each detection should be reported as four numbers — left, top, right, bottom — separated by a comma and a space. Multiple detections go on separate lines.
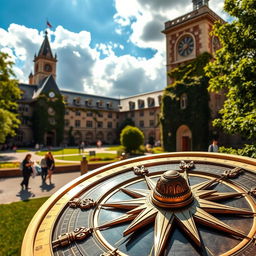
98, 168, 254, 256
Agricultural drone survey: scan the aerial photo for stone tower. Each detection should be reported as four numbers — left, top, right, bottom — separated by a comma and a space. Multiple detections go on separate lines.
29, 30, 57, 85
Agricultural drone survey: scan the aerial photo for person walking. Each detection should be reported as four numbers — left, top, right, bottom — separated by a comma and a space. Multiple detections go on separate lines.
208, 139, 219, 152
46, 152, 55, 184
40, 154, 48, 183
20, 154, 33, 190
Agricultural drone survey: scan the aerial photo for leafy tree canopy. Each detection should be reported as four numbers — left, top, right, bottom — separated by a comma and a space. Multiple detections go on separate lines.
120, 125, 144, 153
0, 52, 21, 143
205, 0, 256, 141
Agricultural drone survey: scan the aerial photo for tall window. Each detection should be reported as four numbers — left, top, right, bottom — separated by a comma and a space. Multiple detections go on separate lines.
140, 110, 144, 117
75, 120, 80, 128
97, 121, 103, 128
139, 120, 144, 128
87, 111, 93, 117
86, 120, 93, 128
107, 122, 112, 128
180, 93, 188, 110
64, 119, 70, 127
75, 110, 81, 116
149, 120, 154, 127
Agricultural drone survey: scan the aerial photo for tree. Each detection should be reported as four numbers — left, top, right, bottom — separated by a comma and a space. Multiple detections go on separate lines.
120, 125, 144, 153
205, 0, 256, 145
0, 52, 21, 143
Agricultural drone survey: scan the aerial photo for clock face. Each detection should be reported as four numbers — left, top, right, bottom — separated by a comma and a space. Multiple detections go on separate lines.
178, 36, 194, 57
22, 153, 256, 256
49, 91, 55, 98
44, 63, 52, 72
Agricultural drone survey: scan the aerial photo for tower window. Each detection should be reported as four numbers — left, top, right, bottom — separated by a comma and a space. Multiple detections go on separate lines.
180, 93, 188, 110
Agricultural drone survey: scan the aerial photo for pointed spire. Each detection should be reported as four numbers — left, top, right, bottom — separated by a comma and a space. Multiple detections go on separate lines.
37, 30, 53, 58
29, 71, 33, 77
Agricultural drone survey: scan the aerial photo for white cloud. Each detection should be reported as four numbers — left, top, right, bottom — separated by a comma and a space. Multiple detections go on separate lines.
0, 1, 227, 97
0, 24, 165, 97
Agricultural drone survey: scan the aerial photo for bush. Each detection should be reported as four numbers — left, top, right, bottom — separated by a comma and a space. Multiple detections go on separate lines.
219, 144, 256, 158
120, 126, 144, 153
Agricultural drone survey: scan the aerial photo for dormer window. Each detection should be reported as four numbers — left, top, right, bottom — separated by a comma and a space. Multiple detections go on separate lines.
96, 100, 103, 108
106, 102, 113, 109
129, 101, 135, 110
85, 99, 92, 107
138, 99, 145, 109
73, 97, 80, 106
180, 93, 188, 109
147, 97, 155, 107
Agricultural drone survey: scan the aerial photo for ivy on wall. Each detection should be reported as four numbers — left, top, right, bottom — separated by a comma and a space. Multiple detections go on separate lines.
32, 93, 65, 145
161, 52, 212, 152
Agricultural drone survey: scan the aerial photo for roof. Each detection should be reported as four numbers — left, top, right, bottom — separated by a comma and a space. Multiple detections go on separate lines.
37, 31, 53, 58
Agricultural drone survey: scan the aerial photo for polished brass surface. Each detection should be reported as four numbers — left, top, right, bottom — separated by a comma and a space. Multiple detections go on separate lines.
21, 152, 256, 256
152, 170, 193, 208
69, 197, 96, 209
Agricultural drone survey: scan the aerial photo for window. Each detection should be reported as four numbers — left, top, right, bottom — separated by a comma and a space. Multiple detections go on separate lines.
107, 122, 112, 128
85, 99, 92, 107
106, 102, 113, 109
180, 93, 188, 109
98, 112, 103, 117
87, 111, 93, 117
149, 120, 154, 127
116, 113, 119, 119
97, 121, 103, 128
147, 97, 155, 107
139, 120, 144, 128
65, 109, 69, 115
86, 120, 93, 128
75, 110, 81, 116
73, 98, 80, 105
138, 99, 145, 109
130, 112, 135, 118
96, 100, 103, 108
139, 110, 144, 117
108, 112, 112, 118
129, 101, 135, 110
75, 120, 80, 128
149, 110, 155, 116
116, 122, 119, 128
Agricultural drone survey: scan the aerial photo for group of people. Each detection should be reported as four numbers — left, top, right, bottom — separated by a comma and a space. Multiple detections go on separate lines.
20, 152, 55, 190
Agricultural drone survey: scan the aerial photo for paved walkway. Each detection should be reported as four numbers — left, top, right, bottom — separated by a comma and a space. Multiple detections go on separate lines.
0, 171, 81, 204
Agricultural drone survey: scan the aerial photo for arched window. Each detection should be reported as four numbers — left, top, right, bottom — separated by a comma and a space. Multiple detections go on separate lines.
180, 93, 188, 110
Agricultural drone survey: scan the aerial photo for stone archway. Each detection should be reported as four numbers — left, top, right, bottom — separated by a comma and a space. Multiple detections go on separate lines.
176, 125, 192, 151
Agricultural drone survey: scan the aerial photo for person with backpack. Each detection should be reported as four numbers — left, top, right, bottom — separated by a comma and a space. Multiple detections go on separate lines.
20, 154, 34, 190
208, 139, 219, 153
40, 154, 48, 183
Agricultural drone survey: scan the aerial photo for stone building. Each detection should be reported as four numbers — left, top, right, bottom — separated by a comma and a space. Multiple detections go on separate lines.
14, 0, 232, 150
15, 31, 162, 147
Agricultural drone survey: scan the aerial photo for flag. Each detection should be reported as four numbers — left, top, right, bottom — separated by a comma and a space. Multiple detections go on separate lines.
46, 21, 52, 28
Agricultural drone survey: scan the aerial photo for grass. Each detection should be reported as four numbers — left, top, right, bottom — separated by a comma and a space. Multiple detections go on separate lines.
0, 162, 20, 169
35, 148, 86, 156
0, 197, 49, 256
55, 153, 117, 162
16, 149, 29, 153
106, 145, 124, 151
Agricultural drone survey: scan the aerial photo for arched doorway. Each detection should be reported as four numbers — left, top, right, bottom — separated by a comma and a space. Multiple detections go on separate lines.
45, 131, 56, 146
176, 125, 192, 151
74, 131, 82, 145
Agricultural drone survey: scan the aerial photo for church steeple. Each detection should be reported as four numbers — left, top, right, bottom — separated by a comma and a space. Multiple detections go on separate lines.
37, 30, 54, 58
192, 0, 209, 10
31, 30, 57, 85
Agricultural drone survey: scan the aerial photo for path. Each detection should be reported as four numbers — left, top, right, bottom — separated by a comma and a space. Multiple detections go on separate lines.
0, 171, 81, 204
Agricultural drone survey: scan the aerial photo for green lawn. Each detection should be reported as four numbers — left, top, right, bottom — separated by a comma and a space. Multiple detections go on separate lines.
0, 162, 20, 169
16, 149, 29, 153
106, 145, 124, 151
35, 148, 86, 156
0, 197, 49, 256
55, 153, 117, 162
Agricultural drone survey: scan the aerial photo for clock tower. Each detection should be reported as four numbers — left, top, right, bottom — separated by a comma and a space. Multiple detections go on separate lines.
29, 30, 57, 85
161, 0, 225, 152
162, 0, 223, 84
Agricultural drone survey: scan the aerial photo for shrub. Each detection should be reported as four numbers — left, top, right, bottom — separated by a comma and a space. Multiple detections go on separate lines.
120, 126, 144, 153
219, 144, 256, 158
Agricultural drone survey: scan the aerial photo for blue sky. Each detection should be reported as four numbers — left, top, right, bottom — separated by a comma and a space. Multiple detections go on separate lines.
0, 0, 226, 97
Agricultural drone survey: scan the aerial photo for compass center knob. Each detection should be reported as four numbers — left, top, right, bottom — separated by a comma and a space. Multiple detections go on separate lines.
152, 170, 193, 208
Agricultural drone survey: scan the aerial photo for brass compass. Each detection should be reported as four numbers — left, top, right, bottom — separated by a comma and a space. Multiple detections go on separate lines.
22, 152, 256, 256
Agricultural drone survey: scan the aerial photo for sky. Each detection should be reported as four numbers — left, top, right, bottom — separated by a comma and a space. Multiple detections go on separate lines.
0, 0, 228, 98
